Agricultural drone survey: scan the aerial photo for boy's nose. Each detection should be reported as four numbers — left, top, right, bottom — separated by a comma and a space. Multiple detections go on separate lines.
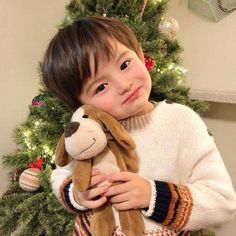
118, 78, 133, 95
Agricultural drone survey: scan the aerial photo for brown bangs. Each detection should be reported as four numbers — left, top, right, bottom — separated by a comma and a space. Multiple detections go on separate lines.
76, 20, 116, 82
42, 16, 140, 111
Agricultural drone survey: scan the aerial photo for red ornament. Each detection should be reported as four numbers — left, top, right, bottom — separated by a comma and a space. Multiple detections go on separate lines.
32, 95, 44, 107
29, 158, 44, 169
144, 55, 154, 71
32, 100, 44, 107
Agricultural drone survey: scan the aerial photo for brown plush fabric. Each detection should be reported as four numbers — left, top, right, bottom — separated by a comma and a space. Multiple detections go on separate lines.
55, 135, 72, 166
55, 105, 144, 236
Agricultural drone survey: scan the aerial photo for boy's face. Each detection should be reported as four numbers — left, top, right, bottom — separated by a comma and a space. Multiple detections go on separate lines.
79, 40, 153, 120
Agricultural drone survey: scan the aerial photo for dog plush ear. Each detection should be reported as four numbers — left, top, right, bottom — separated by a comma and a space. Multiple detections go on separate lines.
97, 111, 135, 150
72, 159, 92, 192
55, 135, 72, 167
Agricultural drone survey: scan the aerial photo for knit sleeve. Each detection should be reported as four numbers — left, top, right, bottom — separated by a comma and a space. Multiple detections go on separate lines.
142, 179, 193, 230
51, 162, 89, 214
143, 104, 236, 231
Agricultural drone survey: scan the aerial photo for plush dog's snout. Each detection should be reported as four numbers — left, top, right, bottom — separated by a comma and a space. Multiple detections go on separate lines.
64, 122, 80, 138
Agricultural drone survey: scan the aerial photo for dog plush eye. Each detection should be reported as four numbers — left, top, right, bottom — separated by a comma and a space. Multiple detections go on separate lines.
82, 115, 88, 118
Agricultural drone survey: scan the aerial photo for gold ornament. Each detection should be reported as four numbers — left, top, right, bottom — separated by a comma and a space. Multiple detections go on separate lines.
158, 16, 180, 39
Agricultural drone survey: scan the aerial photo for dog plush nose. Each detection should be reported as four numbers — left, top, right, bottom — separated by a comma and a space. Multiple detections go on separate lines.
64, 122, 80, 138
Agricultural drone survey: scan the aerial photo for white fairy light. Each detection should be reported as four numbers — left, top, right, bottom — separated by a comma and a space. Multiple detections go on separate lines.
43, 145, 54, 156
34, 121, 40, 127
168, 63, 174, 70
23, 130, 31, 137
51, 155, 56, 163
153, 0, 164, 4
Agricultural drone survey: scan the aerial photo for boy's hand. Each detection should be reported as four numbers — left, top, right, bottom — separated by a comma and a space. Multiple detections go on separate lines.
73, 168, 109, 209
104, 172, 151, 210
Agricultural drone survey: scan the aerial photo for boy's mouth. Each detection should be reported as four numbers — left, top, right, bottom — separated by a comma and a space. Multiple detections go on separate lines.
122, 86, 142, 104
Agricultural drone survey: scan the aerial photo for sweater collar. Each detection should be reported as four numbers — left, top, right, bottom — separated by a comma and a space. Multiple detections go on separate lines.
120, 101, 159, 132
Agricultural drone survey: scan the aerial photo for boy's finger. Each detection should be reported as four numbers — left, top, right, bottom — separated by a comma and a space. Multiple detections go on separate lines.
91, 168, 100, 176
89, 174, 106, 187
110, 192, 129, 204
87, 186, 109, 199
104, 182, 129, 197
108, 172, 133, 182
85, 196, 107, 209
113, 201, 133, 211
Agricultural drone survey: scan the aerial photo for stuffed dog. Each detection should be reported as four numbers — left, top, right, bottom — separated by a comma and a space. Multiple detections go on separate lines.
55, 105, 144, 236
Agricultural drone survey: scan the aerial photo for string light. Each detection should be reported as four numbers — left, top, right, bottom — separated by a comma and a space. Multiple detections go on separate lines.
51, 155, 56, 163
43, 145, 53, 156
168, 63, 174, 70
156, 63, 187, 84
153, 0, 164, 4
34, 121, 40, 127
23, 130, 31, 137
163, 63, 188, 75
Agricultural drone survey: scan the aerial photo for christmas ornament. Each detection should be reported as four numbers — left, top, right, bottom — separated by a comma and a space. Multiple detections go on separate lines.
29, 157, 44, 169
32, 94, 44, 107
144, 55, 154, 71
158, 16, 180, 39
19, 168, 41, 192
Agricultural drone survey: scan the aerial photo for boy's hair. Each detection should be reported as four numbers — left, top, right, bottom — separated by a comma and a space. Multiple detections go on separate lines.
42, 16, 140, 111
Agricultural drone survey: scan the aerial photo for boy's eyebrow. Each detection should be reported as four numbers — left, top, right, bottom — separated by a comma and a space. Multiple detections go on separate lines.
115, 50, 130, 64
85, 50, 130, 93
85, 77, 103, 93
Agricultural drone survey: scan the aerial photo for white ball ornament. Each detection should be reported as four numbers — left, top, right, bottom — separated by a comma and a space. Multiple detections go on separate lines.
158, 16, 180, 39
19, 168, 41, 192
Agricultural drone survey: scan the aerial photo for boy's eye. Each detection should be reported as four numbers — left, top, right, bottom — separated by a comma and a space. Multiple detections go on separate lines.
120, 61, 130, 70
96, 83, 108, 93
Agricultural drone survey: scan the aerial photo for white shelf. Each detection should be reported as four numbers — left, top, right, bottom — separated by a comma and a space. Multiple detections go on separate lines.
190, 89, 236, 104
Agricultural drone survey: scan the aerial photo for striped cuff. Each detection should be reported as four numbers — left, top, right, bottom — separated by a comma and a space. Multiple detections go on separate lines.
145, 181, 193, 230
60, 177, 89, 214
142, 179, 157, 217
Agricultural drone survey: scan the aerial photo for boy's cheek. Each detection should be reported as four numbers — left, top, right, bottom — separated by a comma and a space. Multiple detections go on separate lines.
133, 66, 151, 81
91, 97, 115, 114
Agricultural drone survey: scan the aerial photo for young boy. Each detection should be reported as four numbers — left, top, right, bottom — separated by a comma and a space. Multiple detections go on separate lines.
42, 16, 236, 235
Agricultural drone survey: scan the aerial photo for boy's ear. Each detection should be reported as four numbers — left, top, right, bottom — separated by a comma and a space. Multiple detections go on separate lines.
138, 47, 145, 63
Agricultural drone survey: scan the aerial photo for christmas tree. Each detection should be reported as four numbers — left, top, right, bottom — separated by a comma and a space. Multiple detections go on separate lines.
0, 0, 211, 235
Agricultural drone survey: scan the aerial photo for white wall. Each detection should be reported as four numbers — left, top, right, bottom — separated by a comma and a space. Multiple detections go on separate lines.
203, 103, 236, 236
168, 0, 236, 94
167, 1, 236, 235
0, 0, 69, 194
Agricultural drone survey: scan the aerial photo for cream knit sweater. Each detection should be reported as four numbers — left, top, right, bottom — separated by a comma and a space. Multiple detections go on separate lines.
51, 101, 236, 235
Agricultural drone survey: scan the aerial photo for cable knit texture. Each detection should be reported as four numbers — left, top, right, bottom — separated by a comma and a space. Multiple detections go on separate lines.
51, 101, 236, 235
